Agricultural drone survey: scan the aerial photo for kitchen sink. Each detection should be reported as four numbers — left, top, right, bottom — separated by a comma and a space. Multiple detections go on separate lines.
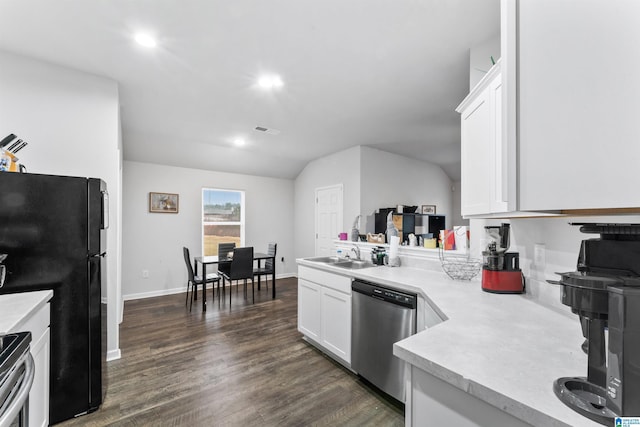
306, 256, 341, 264
333, 260, 374, 270
305, 256, 375, 270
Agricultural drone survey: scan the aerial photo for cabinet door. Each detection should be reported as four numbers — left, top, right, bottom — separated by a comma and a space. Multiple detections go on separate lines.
459, 63, 514, 217
298, 279, 321, 341
460, 78, 496, 216
461, 89, 492, 215
320, 287, 351, 363
517, 0, 640, 210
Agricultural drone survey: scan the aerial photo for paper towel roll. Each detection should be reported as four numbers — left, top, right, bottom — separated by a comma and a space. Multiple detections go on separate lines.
454, 226, 469, 251
389, 235, 399, 259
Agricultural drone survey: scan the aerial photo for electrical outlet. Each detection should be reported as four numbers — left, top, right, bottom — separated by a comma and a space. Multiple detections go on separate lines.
142, 270, 149, 279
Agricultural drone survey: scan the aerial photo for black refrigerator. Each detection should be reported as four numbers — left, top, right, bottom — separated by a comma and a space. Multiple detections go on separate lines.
0, 172, 108, 424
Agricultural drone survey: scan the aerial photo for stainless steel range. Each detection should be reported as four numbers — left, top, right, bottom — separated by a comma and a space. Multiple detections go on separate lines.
0, 332, 33, 427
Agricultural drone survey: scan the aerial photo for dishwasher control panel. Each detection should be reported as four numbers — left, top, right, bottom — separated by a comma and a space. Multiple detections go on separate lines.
353, 279, 417, 309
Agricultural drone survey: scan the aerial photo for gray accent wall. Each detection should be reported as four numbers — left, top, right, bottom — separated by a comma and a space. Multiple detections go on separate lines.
359, 147, 453, 232
122, 161, 295, 299
294, 145, 453, 260
294, 146, 362, 260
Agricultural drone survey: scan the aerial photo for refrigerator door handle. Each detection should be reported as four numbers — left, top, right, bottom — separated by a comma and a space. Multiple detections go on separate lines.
101, 191, 109, 230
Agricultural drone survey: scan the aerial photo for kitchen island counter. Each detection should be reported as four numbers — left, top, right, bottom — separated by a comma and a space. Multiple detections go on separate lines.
296, 258, 600, 427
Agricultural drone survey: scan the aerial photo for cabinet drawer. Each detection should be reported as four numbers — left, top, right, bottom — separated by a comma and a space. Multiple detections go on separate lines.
298, 265, 351, 293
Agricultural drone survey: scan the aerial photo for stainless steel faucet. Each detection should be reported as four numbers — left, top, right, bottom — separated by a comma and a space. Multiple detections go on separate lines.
349, 244, 361, 260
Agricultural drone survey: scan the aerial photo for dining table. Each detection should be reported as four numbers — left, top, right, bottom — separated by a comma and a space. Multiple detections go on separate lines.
193, 251, 276, 311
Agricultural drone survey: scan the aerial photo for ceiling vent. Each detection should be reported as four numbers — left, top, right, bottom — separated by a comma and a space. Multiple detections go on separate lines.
254, 126, 281, 135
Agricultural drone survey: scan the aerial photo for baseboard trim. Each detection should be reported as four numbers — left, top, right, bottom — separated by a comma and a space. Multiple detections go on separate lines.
122, 273, 296, 301
123, 286, 185, 301
106, 349, 121, 362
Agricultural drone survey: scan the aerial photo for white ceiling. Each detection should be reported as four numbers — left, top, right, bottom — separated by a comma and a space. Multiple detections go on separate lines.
0, 0, 500, 181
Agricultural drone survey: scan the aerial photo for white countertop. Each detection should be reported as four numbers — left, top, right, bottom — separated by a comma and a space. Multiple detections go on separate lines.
296, 258, 600, 427
0, 290, 53, 334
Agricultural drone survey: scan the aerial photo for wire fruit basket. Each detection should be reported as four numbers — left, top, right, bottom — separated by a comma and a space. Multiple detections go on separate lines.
439, 248, 482, 281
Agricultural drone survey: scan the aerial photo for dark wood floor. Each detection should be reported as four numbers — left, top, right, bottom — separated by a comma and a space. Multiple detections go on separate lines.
57, 278, 404, 426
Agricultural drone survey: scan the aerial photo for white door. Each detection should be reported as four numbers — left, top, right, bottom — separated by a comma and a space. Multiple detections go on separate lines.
315, 184, 343, 256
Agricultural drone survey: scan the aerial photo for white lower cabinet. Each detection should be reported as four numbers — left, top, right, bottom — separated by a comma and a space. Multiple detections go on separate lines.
298, 266, 351, 365
298, 278, 321, 341
407, 366, 531, 427
320, 287, 351, 362
9, 302, 51, 427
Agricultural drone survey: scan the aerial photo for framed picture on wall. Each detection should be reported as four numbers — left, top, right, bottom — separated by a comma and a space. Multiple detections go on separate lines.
421, 205, 436, 215
149, 192, 179, 213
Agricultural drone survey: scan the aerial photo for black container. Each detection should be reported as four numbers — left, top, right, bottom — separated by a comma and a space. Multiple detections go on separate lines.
558, 273, 622, 318
370, 247, 386, 266
504, 252, 520, 271
607, 284, 640, 416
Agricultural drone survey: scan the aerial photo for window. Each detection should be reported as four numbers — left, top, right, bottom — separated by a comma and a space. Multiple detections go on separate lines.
202, 188, 244, 256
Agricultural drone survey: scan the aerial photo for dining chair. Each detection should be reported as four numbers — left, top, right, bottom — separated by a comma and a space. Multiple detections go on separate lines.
220, 247, 255, 305
183, 247, 221, 311
217, 242, 236, 278
254, 242, 277, 293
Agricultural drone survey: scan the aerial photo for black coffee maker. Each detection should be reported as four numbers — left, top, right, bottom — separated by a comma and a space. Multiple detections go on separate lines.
553, 223, 640, 425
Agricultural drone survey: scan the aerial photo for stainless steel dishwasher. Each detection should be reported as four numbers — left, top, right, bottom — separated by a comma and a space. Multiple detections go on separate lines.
351, 279, 417, 403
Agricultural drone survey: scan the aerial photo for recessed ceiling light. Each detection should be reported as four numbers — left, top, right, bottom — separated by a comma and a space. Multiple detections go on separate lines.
233, 138, 245, 146
134, 33, 157, 48
258, 75, 284, 89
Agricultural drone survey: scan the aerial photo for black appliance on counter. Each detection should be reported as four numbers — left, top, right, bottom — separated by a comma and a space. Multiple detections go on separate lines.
374, 209, 445, 244
0, 173, 108, 424
552, 223, 640, 425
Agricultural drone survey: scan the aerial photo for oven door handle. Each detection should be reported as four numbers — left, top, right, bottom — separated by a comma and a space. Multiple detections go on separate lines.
0, 352, 34, 427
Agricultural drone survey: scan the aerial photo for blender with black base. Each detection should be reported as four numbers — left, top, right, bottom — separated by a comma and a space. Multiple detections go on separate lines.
481, 223, 525, 293
553, 223, 640, 425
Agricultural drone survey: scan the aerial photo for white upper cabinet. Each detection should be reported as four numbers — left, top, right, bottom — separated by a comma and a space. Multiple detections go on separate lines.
458, 0, 640, 216
457, 60, 516, 217
517, 0, 640, 211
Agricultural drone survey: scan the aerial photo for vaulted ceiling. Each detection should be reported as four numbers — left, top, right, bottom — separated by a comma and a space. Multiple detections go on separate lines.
0, 0, 500, 180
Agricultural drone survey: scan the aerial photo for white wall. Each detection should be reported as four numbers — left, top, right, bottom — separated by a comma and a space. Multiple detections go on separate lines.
294, 146, 361, 259
469, 215, 640, 315
122, 161, 295, 299
0, 50, 122, 359
360, 147, 453, 232
451, 180, 467, 227
469, 33, 501, 89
